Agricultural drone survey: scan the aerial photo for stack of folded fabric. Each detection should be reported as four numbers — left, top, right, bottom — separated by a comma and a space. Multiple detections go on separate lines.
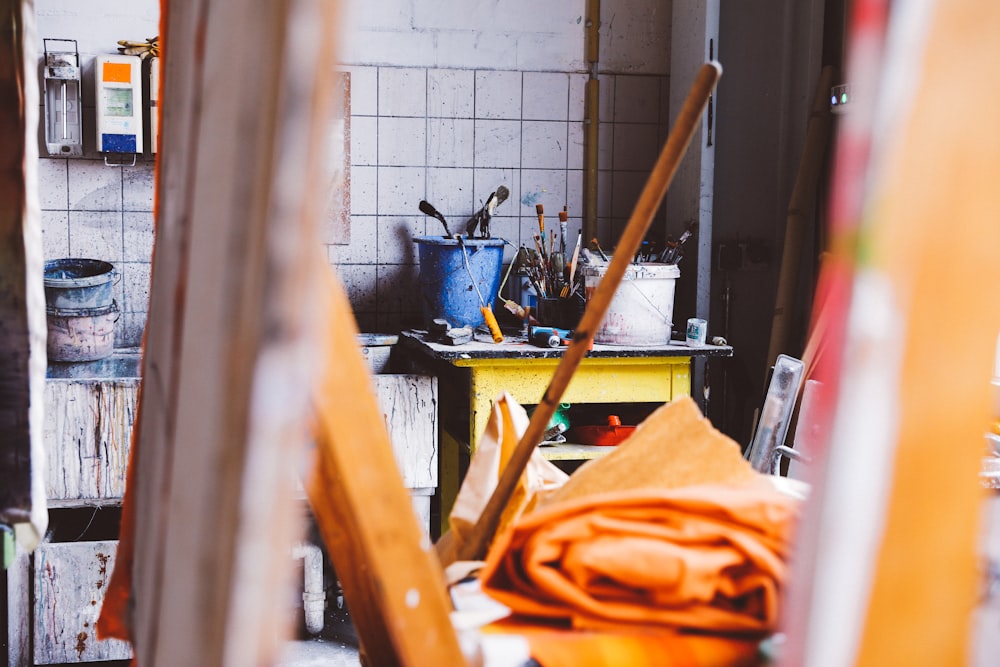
478, 397, 801, 667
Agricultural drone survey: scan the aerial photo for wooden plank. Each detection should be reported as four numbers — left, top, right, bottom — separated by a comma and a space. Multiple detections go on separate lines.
323, 71, 351, 245
539, 443, 615, 461
33, 541, 132, 664
7, 543, 31, 667
125, 1, 349, 665
308, 260, 466, 666
374, 375, 438, 489
43, 380, 138, 501
783, 2, 1000, 664
0, 0, 47, 543
765, 66, 836, 370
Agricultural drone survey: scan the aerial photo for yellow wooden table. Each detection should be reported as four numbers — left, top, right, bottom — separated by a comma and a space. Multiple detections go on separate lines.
397, 330, 733, 531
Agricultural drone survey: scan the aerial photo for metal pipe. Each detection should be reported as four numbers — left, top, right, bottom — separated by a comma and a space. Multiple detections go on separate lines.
583, 0, 600, 243
60, 81, 67, 139
292, 542, 325, 635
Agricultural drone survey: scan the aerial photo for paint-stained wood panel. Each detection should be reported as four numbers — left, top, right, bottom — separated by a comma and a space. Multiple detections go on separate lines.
7, 543, 32, 667
374, 374, 437, 490
0, 0, 47, 540
33, 541, 132, 664
127, 2, 355, 664
323, 71, 350, 245
43, 380, 138, 502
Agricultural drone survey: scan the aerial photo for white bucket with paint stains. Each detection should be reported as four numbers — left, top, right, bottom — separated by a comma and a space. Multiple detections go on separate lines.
582, 262, 679, 345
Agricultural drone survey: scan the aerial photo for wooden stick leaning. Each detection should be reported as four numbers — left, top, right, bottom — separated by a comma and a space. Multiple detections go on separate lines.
449, 61, 723, 565
765, 65, 836, 375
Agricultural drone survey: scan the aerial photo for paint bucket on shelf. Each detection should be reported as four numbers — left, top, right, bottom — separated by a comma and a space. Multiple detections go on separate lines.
46, 302, 119, 362
414, 236, 505, 328
582, 262, 679, 345
358, 333, 398, 374
43, 258, 117, 310
44, 258, 120, 362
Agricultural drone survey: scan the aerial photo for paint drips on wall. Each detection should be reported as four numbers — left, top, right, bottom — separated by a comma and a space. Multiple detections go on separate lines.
521, 191, 545, 206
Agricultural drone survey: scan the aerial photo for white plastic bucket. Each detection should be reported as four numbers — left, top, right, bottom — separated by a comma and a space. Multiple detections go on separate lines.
582, 262, 679, 345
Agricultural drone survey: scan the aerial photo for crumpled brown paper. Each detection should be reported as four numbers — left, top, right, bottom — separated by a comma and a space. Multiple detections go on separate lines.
445, 392, 569, 561
538, 396, 756, 508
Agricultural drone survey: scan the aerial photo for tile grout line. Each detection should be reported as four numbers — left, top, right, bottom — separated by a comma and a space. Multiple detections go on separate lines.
120, 164, 126, 317
564, 72, 570, 211
63, 159, 71, 255
518, 70, 525, 253
374, 66, 381, 320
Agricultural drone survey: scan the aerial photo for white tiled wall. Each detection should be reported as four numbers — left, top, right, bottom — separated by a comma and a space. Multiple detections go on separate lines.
39, 157, 155, 348
340, 0, 671, 75
329, 65, 670, 333
32, 0, 672, 340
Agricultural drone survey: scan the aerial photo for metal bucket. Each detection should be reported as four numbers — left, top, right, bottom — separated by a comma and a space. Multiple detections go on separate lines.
358, 333, 398, 374
46, 302, 119, 362
414, 236, 504, 328
582, 262, 679, 345
44, 258, 117, 310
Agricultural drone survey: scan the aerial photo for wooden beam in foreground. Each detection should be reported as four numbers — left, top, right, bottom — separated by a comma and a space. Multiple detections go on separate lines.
127, 0, 343, 664
308, 258, 466, 667
0, 0, 47, 547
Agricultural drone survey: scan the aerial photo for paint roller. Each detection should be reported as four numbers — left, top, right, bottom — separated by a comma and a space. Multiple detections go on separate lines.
458, 237, 504, 343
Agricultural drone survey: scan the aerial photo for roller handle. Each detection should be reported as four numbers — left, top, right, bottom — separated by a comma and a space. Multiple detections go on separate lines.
481, 306, 504, 343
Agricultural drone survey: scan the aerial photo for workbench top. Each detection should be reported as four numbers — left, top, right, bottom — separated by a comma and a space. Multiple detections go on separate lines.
399, 329, 734, 362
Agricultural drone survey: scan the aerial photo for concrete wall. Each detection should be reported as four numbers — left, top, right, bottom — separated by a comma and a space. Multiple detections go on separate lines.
339, 0, 671, 74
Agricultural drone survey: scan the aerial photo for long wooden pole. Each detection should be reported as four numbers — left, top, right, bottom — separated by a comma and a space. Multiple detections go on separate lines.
452, 62, 722, 564
765, 65, 836, 373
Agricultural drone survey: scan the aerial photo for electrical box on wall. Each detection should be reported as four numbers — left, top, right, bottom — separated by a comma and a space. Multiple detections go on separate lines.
42, 39, 83, 157
95, 54, 143, 163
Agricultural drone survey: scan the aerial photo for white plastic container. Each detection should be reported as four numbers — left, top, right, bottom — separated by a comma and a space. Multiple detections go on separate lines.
358, 333, 398, 373
582, 262, 679, 345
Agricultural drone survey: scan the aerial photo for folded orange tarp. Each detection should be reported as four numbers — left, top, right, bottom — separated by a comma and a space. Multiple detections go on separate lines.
487, 617, 762, 667
480, 480, 798, 637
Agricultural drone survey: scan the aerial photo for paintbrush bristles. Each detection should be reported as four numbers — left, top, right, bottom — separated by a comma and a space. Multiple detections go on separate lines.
558, 211, 568, 222
535, 204, 544, 215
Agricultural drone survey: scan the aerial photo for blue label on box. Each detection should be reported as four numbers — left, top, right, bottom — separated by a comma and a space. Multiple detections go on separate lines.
101, 133, 136, 153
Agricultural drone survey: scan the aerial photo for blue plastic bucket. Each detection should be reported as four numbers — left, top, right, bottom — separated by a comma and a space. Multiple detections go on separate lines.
414, 236, 505, 328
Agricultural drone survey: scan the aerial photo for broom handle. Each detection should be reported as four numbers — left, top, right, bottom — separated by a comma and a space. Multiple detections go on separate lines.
452, 61, 722, 564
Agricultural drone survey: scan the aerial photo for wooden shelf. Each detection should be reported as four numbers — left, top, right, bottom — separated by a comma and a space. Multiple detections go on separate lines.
539, 443, 617, 461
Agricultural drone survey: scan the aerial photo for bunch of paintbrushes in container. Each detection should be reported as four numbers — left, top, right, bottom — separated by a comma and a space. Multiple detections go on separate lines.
516, 204, 586, 330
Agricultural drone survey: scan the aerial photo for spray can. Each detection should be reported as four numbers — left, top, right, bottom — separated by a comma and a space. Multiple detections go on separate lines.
531, 330, 561, 348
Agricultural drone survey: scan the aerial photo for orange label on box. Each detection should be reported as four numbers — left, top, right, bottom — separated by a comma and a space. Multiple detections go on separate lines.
102, 61, 132, 84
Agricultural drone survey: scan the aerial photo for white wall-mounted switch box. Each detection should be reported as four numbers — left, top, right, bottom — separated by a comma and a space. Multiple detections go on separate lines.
95, 54, 143, 155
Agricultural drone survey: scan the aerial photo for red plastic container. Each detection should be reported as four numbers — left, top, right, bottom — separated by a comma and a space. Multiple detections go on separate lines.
568, 415, 636, 446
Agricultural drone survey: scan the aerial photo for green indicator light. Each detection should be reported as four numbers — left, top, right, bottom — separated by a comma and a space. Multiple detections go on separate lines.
841, 93, 848, 104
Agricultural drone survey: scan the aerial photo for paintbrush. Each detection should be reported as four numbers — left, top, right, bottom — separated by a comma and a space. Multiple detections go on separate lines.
590, 237, 610, 262
419, 200, 453, 238
558, 209, 568, 256
535, 203, 545, 235
561, 232, 582, 297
